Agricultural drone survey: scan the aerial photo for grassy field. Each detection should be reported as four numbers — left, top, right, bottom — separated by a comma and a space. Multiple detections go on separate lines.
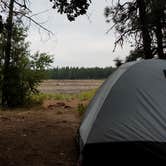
0, 80, 103, 166
34, 79, 104, 106
38, 79, 104, 94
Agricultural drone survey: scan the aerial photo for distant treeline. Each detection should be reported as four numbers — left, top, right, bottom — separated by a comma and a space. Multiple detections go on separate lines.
46, 67, 116, 79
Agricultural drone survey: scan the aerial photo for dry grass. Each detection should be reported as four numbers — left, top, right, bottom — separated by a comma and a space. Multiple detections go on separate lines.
38, 79, 103, 94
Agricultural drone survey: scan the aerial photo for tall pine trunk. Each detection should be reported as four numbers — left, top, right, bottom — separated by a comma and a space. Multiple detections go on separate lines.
153, 0, 165, 59
137, 0, 153, 59
155, 21, 165, 59
2, 0, 15, 107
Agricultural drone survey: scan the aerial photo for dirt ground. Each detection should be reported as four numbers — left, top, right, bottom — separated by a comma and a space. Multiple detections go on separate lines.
0, 100, 85, 166
38, 79, 103, 94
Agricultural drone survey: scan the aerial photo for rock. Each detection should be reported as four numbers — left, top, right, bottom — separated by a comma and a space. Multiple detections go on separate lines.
64, 105, 72, 109
56, 102, 66, 107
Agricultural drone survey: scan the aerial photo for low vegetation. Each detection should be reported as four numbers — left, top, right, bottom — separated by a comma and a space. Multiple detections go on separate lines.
77, 103, 88, 115
31, 88, 97, 105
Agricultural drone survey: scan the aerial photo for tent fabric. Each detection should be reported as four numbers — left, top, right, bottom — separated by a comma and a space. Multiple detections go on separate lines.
79, 59, 166, 149
80, 60, 139, 145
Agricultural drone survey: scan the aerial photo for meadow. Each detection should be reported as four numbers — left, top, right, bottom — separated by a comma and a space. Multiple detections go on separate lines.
33, 79, 104, 106
38, 79, 103, 94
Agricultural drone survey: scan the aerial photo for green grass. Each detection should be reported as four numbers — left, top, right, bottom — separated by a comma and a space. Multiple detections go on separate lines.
30, 93, 73, 104
30, 88, 97, 105
76, 88, 97, 101
0, 89, 97, 112
77, 103, 88, 115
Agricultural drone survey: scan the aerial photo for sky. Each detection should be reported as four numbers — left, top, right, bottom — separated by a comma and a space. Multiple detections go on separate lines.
26, 0, 131, 68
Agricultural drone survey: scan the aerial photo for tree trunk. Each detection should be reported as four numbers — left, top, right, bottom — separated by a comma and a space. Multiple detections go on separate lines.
137, 0, 153, 59
1, 0, 15, 107
155, 21, 165, 59
152, 0, 165, 59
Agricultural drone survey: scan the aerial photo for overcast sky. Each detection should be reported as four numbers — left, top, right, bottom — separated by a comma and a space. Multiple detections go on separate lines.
27, 0, 131, 67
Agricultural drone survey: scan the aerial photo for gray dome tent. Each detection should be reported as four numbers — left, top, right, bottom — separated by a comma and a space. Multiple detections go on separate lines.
78, 59, 166, 165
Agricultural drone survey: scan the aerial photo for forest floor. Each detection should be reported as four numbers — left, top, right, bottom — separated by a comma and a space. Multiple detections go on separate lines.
0, 80, 103, 166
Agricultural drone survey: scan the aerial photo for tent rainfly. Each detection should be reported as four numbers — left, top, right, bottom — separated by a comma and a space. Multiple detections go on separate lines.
78, 59, 166, 165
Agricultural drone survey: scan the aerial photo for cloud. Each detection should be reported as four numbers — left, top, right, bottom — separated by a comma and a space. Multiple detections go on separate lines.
26, 0, 131, 67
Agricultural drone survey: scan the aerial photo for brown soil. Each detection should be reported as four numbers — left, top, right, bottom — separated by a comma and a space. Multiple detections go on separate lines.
0, 100, 85, 166
38, 79, 103, 94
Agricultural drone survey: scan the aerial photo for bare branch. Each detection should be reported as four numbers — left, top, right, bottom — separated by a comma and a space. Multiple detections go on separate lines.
2, 1, 53, 35
23, 14, 53, 35
30, 9, 51, 18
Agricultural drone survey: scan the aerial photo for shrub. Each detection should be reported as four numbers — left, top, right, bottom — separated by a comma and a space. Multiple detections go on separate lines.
77, 103, 87, 115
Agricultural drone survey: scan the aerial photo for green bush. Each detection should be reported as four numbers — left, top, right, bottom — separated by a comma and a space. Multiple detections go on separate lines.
77, 103, 87, 115
0, 24, 53, 108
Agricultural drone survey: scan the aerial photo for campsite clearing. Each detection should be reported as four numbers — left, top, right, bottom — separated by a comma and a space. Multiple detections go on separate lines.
0, 101, 80, 166
0, 80, 102, 166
